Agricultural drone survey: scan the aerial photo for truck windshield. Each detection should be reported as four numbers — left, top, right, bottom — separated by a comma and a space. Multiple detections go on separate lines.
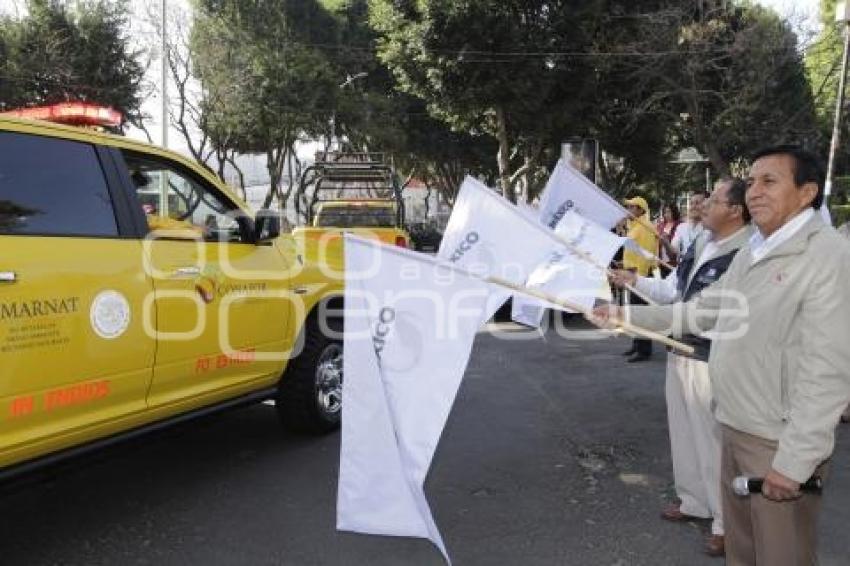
316, 206, 395, 228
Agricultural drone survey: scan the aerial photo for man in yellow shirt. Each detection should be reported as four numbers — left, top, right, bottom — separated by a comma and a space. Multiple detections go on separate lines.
622, 196, 657, 362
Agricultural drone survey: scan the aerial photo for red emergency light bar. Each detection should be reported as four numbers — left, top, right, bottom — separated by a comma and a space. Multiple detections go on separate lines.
0, 102, 123, 127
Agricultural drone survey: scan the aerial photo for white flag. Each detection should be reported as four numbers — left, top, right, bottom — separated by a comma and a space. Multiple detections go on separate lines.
554, 210, 626, 269
510, 295, 548, 328
512, 203, 626, 328
438, 176, 555, 282
536, 210, 623, 310
521, 244, 611, 314
538, 159, 627, 230
516, 201, 540, 223
437, 176, 561, 319
338, 235, 496, 563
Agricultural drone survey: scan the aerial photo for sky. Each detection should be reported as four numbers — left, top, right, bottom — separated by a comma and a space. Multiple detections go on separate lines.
755, 0, 822, 37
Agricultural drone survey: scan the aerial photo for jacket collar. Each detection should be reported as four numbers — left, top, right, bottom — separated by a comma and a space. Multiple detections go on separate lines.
682, 226, 749, 289
713, 226, 752, 257
744, 211, 826, 266
692, 225, 750, 263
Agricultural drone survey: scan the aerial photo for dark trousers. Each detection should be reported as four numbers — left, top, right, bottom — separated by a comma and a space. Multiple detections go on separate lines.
629, 291, 652, 356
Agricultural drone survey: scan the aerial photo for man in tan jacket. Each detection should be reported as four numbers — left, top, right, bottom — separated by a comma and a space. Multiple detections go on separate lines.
592, 145, 850, 565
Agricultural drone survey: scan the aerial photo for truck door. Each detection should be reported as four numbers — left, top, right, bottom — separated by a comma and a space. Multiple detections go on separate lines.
0, 131, 155, 466
114, 150, 292, 409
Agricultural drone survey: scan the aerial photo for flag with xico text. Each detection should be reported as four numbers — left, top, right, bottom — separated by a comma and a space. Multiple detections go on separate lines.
338, 235, 498, 564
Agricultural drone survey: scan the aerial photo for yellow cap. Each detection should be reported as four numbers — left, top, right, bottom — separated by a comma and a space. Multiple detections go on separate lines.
623, 196, 649, 215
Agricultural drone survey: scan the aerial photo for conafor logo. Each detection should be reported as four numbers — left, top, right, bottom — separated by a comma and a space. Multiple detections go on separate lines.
448, 231, 481, 263
547, 199, 575, 229
371, 306, 423, 373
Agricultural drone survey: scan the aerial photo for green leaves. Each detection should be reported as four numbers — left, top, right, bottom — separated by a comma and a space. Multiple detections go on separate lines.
0, 0, 145, 131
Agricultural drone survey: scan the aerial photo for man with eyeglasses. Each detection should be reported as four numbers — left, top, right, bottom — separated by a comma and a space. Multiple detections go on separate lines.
607, 177, 752, 557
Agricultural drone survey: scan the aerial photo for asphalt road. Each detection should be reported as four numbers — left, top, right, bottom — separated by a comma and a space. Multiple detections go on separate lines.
2, 320, 849, 565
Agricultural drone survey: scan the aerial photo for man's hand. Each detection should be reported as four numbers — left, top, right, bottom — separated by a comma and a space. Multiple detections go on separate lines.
586, 303, 623, 330
609, 269, 637, 289
762, 469, 801, 501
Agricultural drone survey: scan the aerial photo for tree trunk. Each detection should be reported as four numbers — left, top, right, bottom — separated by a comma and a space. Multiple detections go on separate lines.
225, 152, 246, 201
702, 141, 729, 179
424, 181, 432, 219
684, 89, 730, 179
215, 147, 227, 181
279, 143, 297, 214
263, 146, 285, 209
494, 105, 515, 202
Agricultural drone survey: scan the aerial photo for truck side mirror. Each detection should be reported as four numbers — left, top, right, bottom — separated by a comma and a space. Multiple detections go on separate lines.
254, 209, 281, 243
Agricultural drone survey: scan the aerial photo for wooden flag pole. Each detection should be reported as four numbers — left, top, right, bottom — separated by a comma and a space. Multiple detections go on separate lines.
344, 234, 693, 355
486, 275, 694, 355
549, 230, 658, 306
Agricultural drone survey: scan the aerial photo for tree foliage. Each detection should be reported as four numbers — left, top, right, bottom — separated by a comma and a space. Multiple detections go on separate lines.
321, 0, 499, 204
1, 0, 826, 216
368, 0, 819, 206
806, 0, 850, 203
370, 0, 603, 202
192, 0, 348, 208
0, 0, 146, 130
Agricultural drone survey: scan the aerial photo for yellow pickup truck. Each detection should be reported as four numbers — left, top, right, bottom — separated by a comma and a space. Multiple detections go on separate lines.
292, 154, 411, 249
0, 116, 345, 479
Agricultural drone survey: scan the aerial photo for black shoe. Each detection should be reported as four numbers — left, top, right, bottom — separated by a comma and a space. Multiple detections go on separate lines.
622, 348, 636, 356
627, 353, 651, 363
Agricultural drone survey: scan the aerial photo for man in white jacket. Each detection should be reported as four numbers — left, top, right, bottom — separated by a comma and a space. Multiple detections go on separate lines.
594, 146, 850, 566
610, 177, 751, 557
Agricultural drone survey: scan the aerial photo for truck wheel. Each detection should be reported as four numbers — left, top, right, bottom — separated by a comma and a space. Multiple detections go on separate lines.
276, 318, 343, 434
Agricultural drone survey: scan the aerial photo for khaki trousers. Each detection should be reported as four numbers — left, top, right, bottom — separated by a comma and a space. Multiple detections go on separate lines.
721, 425, 828, 566
666, 354, 723, 535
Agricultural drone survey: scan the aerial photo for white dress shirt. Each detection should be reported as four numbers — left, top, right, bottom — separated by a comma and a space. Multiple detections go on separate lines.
671, 221, 704, 258
750, 208, 815, 265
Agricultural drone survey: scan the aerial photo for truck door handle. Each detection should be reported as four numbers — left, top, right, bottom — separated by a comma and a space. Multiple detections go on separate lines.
171, 266, 201, 278
0, 271, 16, 283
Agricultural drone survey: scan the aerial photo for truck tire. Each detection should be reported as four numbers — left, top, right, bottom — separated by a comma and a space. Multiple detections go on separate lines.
276, 317, 343, 434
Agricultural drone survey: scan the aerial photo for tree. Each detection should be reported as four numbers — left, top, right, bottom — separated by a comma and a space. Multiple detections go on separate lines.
807, 0, 843, 123
393, 97, 498, 205
0, 0, 147, 132
584, 1, 682, 198
316, 0, 498, 206
370, 0, 603, 202
806, 0, 850, 204
613, 2, 819, 175
138, 1, 246, 195
192, 0, 341, 210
